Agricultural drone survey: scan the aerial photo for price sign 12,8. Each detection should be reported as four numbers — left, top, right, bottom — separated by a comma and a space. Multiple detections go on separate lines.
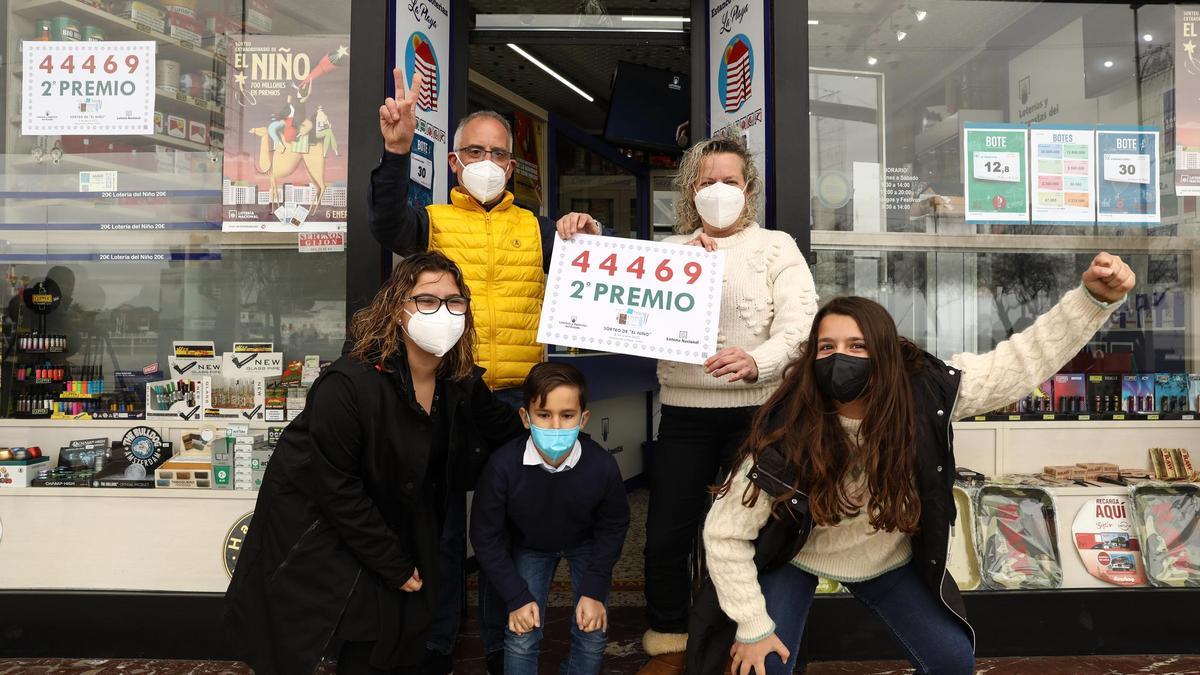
973, 152, 1021, 183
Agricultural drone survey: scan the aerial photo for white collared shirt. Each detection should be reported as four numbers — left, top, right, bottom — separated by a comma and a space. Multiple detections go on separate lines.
522, 436, 582, 473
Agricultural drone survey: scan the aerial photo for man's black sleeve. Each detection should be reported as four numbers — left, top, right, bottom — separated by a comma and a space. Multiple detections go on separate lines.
369, 151, 432, 255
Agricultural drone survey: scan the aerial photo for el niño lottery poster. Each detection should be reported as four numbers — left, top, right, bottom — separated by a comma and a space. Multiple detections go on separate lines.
222, 37, 350, 233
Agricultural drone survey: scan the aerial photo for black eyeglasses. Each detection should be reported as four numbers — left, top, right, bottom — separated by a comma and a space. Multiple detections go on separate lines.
405, 294, 470, 315
455, 146, 513, 163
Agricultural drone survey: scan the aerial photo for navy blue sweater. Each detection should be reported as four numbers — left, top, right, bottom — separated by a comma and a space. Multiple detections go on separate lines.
469, 435, 631, 612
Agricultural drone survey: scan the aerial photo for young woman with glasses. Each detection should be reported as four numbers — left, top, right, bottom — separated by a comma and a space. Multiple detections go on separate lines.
224, 252, 526, 675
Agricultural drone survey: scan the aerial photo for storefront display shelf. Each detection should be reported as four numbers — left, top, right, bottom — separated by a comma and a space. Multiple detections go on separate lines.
967, 412, 1199, 422
11, 0, 228, 70
154, 87, 225, 118
1, 229, 301, 248
5, 118, 214, 153
0, 417, 283, 429
0, 486, 257, 499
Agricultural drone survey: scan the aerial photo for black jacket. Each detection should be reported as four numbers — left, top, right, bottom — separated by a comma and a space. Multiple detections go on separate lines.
223, 354, 524, 674
686, 352, 972, 674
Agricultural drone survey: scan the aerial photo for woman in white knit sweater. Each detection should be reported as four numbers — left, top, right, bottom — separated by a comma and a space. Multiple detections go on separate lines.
697, 252, 1135, 675
638, 135, 819, 674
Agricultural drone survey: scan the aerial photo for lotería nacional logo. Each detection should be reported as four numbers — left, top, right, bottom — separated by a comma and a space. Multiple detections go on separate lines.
223, 511, 255, 577
121, 425, 167, 466
405, 32, 440, 112
719, 34, 754, 114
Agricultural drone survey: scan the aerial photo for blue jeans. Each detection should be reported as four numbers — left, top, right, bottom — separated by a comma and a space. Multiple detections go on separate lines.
504, 543, 608, 675
758, 562, 974, 675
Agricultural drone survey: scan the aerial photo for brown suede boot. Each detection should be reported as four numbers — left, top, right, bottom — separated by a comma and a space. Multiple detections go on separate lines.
636, 630, 688, 675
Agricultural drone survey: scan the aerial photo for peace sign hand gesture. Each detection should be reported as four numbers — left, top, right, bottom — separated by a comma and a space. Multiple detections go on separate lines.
379, 67, 423, 155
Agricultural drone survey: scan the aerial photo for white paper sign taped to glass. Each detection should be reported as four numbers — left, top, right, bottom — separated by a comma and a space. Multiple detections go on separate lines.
1072, 496, 1147, 587
22, 41, 156, 136
1029, 125, 1096, 225
963, 123, 1029, 223
538, 235, 725, 365
1096, 126, 1160, 225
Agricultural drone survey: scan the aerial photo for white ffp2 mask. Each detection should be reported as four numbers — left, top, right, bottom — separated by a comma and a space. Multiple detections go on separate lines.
693, 182, 746, 230
403, 306, 466, 358
458, 159, 508, 204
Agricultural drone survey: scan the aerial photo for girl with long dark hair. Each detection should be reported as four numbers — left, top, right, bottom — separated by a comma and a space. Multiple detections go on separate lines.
690, 253, 1135, 675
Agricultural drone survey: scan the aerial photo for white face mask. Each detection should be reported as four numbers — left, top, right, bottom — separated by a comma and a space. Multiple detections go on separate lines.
458, 158, 508, 204
693, 182, 746, 230
403, 306, 466, 358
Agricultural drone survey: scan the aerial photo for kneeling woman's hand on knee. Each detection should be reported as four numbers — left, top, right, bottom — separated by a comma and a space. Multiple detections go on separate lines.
509, 601, 540, 634
575, 596, 607, 633
730, 632, 790, 675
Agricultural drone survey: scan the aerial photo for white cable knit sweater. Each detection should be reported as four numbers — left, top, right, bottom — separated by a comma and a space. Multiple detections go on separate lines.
702, 285, 1122, 643
657, 223, 819, 409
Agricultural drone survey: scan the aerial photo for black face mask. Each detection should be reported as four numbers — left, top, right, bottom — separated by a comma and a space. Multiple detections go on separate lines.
814, 353, 872, 403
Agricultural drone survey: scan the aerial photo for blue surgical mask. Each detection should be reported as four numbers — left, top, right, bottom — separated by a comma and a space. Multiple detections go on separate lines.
529, 424, 580, 462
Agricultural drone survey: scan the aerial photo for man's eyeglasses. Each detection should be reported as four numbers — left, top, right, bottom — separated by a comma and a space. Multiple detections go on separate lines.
405, 294, 470, 316
455, 146, 513, 163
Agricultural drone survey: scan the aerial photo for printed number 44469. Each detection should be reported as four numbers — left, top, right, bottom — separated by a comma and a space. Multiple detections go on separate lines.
571, 251, 702, 284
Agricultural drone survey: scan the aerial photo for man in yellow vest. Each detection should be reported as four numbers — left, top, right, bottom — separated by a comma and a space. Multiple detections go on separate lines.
371, 69, 598, 393
370, 69, 599, 675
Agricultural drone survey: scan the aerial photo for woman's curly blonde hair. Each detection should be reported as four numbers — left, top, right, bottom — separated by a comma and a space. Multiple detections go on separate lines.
672, 132, 761, 234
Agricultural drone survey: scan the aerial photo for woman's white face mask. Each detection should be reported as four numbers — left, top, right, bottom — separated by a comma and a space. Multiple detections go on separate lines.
693, 182, 746, 230
402, 306, 465, 358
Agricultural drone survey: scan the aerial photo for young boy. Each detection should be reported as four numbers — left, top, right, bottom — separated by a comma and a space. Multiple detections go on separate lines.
470, 362, 631, 675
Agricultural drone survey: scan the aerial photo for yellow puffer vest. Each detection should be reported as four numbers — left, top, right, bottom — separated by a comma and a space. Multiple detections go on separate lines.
426, 188, 545, 390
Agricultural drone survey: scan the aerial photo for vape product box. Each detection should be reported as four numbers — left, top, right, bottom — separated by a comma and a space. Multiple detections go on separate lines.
1122, 374, 1157, 413
1154, 374, 1190, 414
1053, 374, 1087, 414
1087, 374, 1123, 414
0, 456, 51, 488
1189, 374, 1200, 413
153, 111, 164, 135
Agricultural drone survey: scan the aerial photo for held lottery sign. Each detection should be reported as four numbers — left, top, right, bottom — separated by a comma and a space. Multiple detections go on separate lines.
538, 235, 725, 364
23, 41, 155, 135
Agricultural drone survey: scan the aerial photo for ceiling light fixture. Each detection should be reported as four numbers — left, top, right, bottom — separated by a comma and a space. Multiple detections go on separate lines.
867, 55, 878, 65
914, 9, 927, 21
808, 19, 819, 25
506, 44, 595, 102
619, 16, 690, 23
896, 28, 908, 41
1104, 59, 1114, 68
1143, 33, 1153, 42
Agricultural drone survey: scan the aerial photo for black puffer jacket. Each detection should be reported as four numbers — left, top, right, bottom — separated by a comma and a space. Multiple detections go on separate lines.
686, 352, 972, 674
